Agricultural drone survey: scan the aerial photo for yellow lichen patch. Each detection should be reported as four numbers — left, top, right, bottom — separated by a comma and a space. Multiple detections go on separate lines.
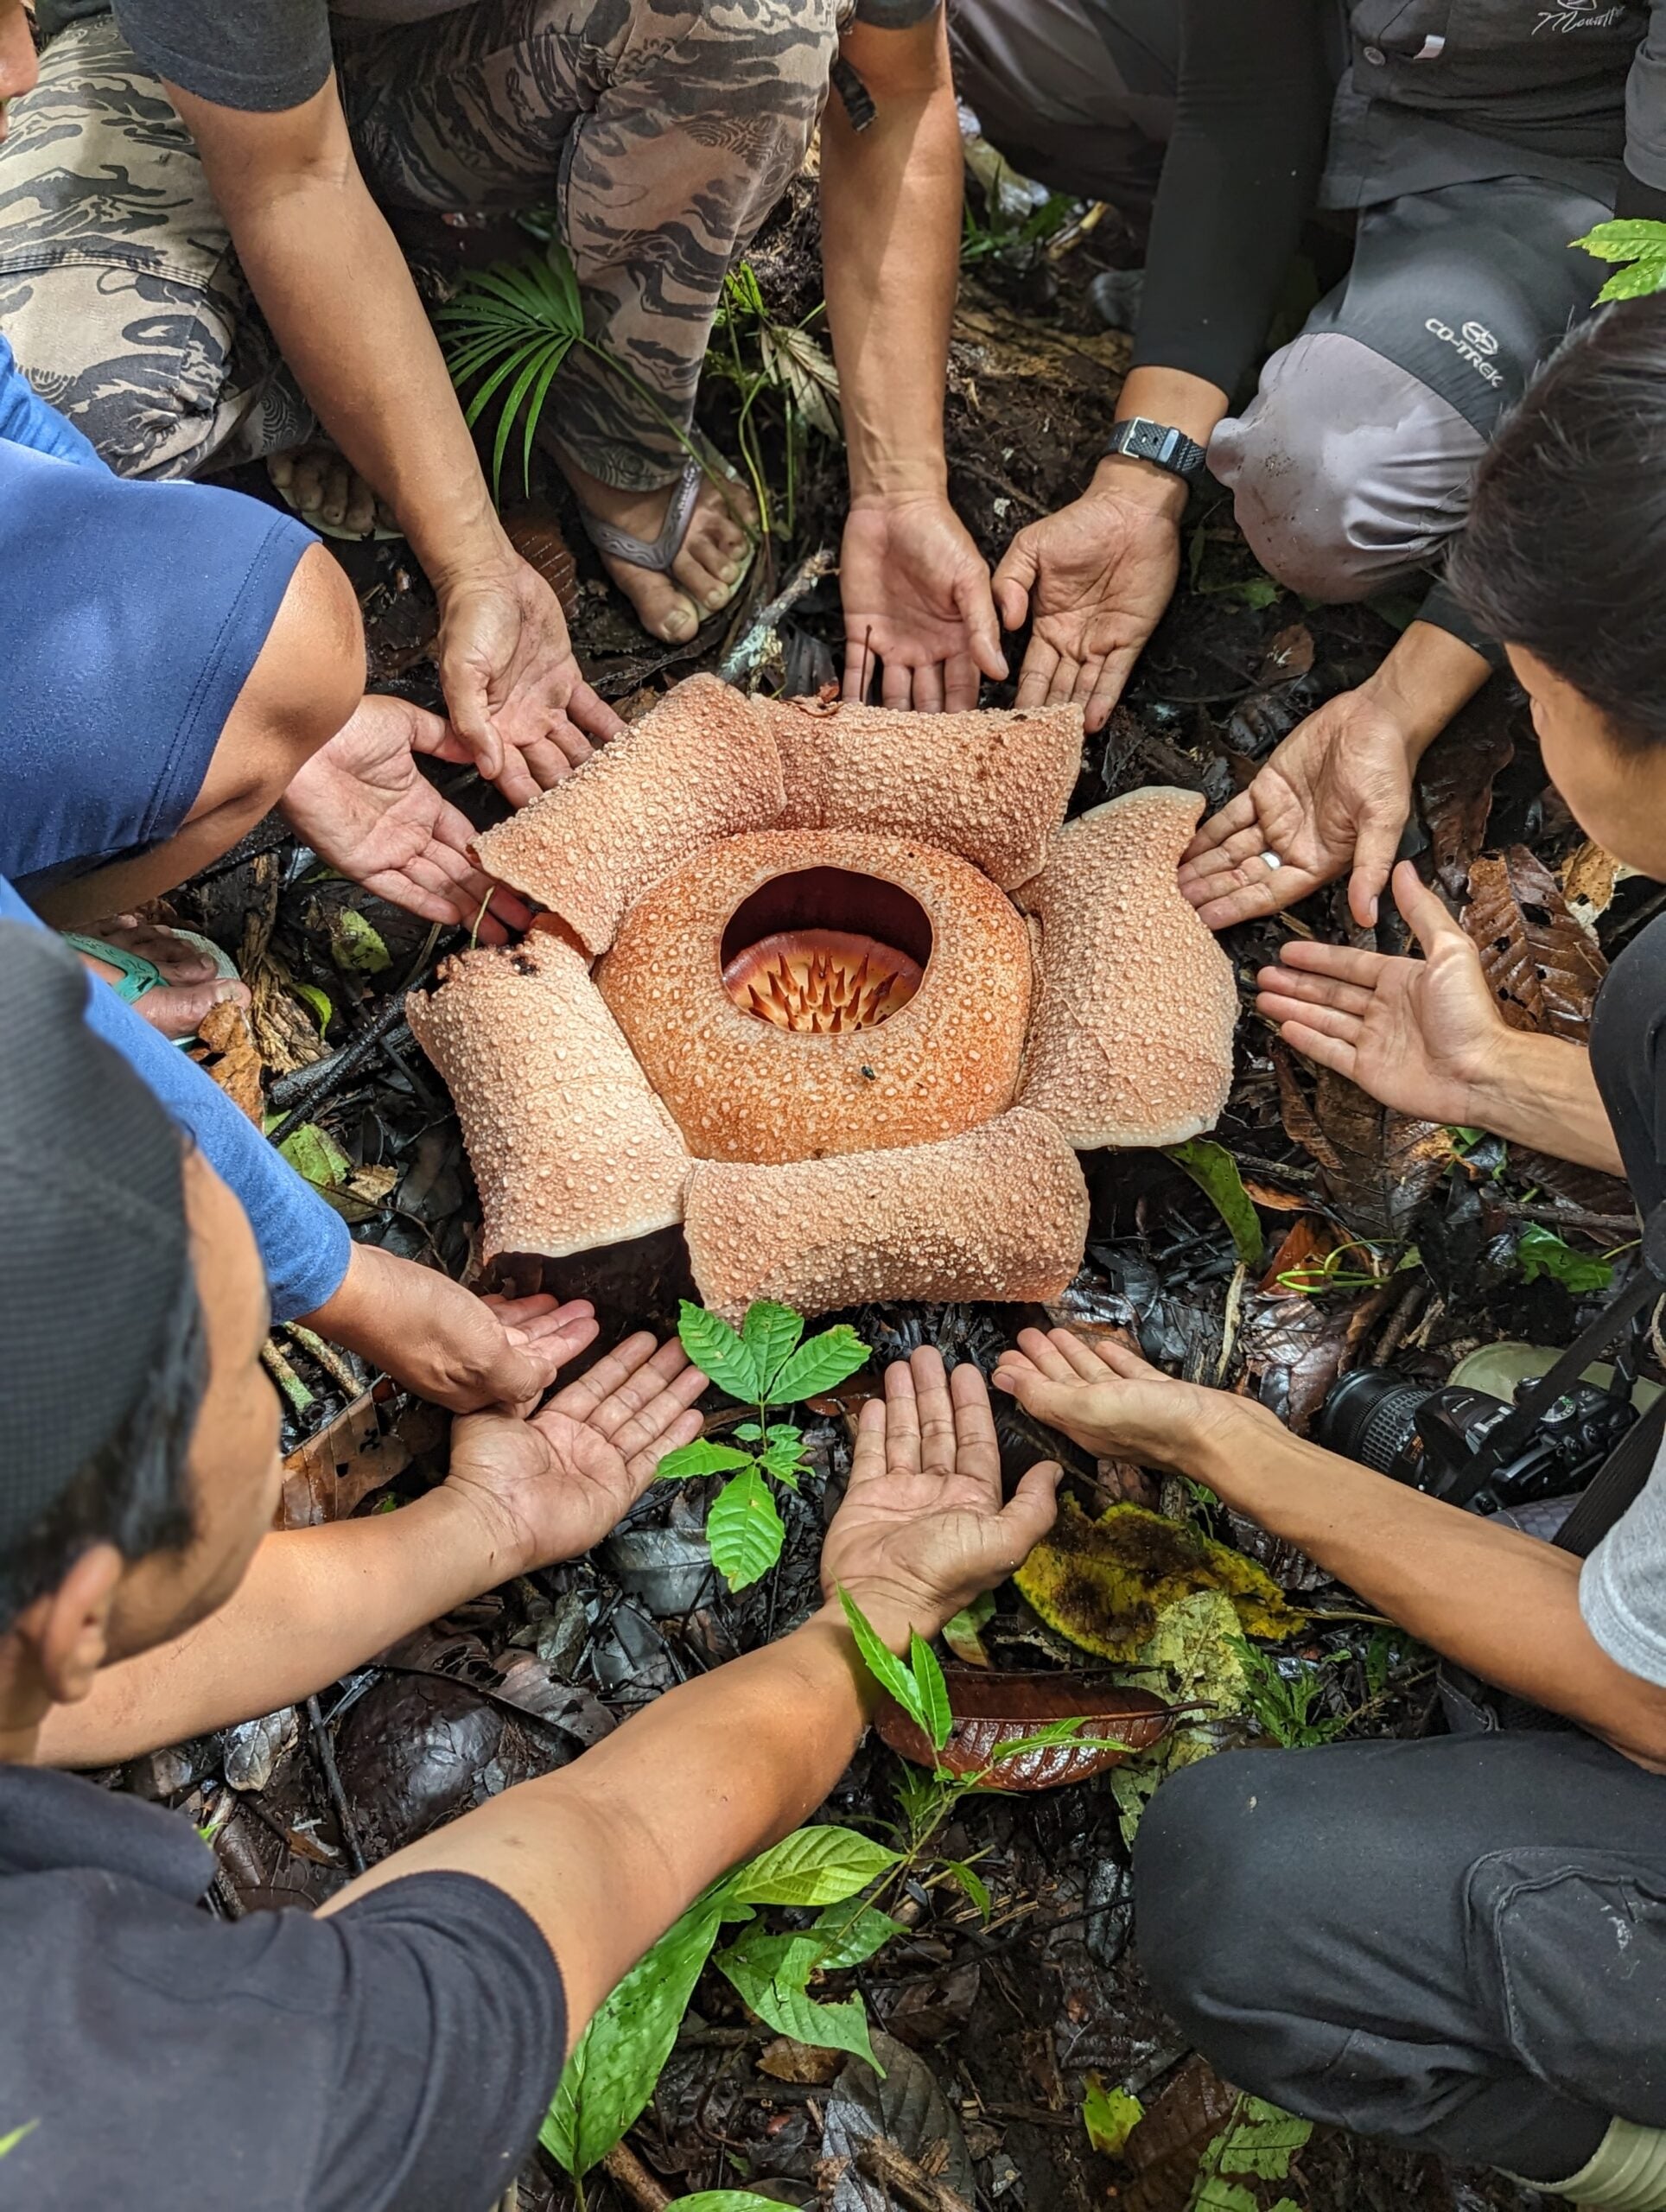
1013, 1498, 1300, 1662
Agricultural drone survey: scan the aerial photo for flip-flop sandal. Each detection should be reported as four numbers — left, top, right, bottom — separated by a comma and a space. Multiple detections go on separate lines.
268, 450, 404, 543
575, 448, 754, 612
60, 925, 242, 1050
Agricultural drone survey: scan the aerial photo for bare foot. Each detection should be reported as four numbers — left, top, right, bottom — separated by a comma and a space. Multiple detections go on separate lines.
73, 915, 250, 1041
557, 451, 757, 644
269, 443, 399, 537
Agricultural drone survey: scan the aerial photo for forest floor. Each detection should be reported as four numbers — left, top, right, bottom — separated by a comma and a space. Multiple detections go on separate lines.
137, 159, 1653, 2212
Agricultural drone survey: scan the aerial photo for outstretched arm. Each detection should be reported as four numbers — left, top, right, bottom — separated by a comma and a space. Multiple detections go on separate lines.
37, 1328, 709, 1766
994, 1328, 1666, 1773
823, 11, 1004, 711
321, 1350, 1062, 2042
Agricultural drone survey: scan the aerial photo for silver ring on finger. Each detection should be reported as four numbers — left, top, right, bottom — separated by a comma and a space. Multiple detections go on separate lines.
1259, 849, 1282, 870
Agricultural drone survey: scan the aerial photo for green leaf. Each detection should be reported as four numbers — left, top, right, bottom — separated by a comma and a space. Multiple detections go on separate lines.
1082, 2077, 1144, 2157
1213, 2101, 1312, 2179
1190, 2183, 1261, 2212
293, 982, 332, 1032
716, 1931, 880, 2069
678, 1300, 764, 1401
1515, 1224, 1614, 1295
728, 1824, 900, 1908
707, 1466, 785, 1591
1166, 1140, 1263, 1267
987, 1717, 1097, 1764
939, 1859, 992, 1921
770, 1324, 869, 1404
327, 906, 391, 974
541, 1893, 725, 2177
665, 2196, 795, 2212
1572, 217, 1666, 263
1595, 257, 1666, 302
741, 1300, 805, 1394
654, 1439, 755, 1482
278, 1122, 353, 1192
735, 1422, 764, 1441
0, 2122, 38, 2160
760, 1433, 810, 1480
942, 1591, 995, 1667
909, 1631, 954, 1753
806, 1899, 906, 1969
838, 1587, 927, 1730
765, 1423, 802, 1446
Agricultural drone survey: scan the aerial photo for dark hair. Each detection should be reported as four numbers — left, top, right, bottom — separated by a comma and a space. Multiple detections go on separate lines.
1447, 293, 1666, 753
0, 1267, 206, 1637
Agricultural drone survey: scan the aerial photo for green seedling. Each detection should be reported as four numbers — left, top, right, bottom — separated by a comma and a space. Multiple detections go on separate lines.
1185, 2094, 1310, 2212
656, 1300, 868, 1591
1226, 1637, 1345, 1750
707, 259, 842, 538
1573, 217, 1666, 302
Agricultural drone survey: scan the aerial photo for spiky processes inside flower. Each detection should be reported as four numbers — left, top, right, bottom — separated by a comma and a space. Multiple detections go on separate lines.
723, 928, 922, 1033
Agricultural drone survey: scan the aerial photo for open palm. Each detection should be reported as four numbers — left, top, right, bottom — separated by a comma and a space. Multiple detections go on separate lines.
442, 1333, 708, 1576
839, 497, 1005, 712
1255, 861, 1508, 1125
821, 1350, 1061, 1637
1180, 690, 1417, 930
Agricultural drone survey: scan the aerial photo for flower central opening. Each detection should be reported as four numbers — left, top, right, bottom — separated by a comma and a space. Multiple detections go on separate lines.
720, 867, 932, 1034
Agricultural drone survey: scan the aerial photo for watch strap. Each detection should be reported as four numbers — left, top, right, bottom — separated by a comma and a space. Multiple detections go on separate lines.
1103, 416, 1208, 484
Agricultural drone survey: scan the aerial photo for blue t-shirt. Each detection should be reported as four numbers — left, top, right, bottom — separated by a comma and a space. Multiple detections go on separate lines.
0, 333, 106, 467
1, 881, 349, 1319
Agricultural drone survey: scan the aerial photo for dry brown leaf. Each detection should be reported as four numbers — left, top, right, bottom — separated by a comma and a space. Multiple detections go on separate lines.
758, 2037, 843, 2086
191, 997, 264, 1122
1252, 620, 1314, 687
504, 506, 580, 620
1275, 1051, 1452, 1243
1561, 839, 1636, 928
1415, 690, 1517, 896
1258, 1214, 1337, 1294
1463, 846, 1606, 1043
277, 1390, 421, 1529
1119, 2058, 1242, 2212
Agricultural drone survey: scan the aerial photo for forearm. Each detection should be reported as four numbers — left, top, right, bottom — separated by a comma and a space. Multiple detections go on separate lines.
1356, 620, 1493, 759
323, 1603, 882, 2033
1465, 1027, 1626, 1177
38, 1486, 504, 1767
1195, 1411, 1666, 1764
189, 99, 508, 589
820, 41, 961, 499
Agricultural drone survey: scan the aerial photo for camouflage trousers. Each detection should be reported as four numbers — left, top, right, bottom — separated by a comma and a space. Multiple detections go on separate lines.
0, 0, 838, 486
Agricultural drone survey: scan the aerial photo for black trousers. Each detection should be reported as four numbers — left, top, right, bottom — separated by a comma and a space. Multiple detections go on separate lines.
1133, 1729, 1666, 2183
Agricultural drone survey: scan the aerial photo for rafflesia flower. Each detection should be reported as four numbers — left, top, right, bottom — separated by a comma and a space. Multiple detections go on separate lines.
409, 676, 1237, 1321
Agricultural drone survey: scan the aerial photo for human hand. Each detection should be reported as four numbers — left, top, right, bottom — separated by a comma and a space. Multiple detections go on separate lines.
300, 1242, 602, 1414
1255, 859, 1510, 1125
990, 461, 1184, 732
435, 552, 624, 806
819, 1349, 1061, 1648
442, 1332, 709, 1577
1180, 685, 1420, 931
838, 495, 1007, 712
279, 693, 531, 941
993, 1327, 1258, 1472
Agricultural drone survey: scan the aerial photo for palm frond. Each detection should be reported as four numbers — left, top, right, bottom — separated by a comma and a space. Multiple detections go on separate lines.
438, 245, 589, 498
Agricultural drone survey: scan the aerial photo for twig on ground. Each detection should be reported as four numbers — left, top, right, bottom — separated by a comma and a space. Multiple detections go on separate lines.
852, 2135, 976, 2212
716, 545, 836, 685
260, 1338, 315, 1417
305, 1693, 366, 1876
601, 2139, 672, 2212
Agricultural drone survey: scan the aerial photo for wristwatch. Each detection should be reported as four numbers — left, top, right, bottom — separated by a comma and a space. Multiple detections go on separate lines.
1102, 416, 1209, 485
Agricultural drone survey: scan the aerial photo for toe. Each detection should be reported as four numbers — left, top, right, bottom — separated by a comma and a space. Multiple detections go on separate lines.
318, 459, 352, 529
602, 555, 702, 643
137, 977, 250, 1042
670, 539, 735, 615
343, 473, 378, 536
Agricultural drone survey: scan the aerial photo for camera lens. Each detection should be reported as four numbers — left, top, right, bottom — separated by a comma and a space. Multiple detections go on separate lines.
1315, 1368, 1436, 1478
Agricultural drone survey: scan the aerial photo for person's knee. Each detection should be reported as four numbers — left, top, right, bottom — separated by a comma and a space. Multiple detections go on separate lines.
1134, 1752, 1310, 2057
210, 544, 364, 812
1210, 332, 1483, 602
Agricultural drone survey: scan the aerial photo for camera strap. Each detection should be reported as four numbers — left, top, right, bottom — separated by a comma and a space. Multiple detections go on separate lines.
1458, 1199, 1666, 1557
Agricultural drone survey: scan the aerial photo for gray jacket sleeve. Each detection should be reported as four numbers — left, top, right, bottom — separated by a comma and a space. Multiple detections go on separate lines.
1620, 5, 1666, 215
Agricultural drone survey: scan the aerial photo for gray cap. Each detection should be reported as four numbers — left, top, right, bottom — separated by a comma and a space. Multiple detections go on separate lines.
0, 925, 189, 1552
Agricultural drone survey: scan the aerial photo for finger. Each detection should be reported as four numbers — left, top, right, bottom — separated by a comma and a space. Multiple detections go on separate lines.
1256, 989, 1363, 1046
1045, 1328, 1119, 1383
1076, 1334, 1162, 1382
880, 652, 914, 712
882, 1357, 922, 1478
606, 1362, 711, 1459
1254, 963, 1377, 1016
1190, 866, 1324, 932
437, 658, 505, 785
1178, 819, 1279, 886
626, 1405, 707, 1484
564, 682, 626, 746
948, 1359, 1002, 1495
908, 1347, 957, 1478
989, 537, 1037, 632
995, 1459, 1064, 1558
514, 734, 582, 791
545, 1330, 661, 1423
843, 628, 878, 704
1274, 1017, 1359, 1081
912, 659, 946, 716
1180, 789, 1260, 862
587, 1339, 701, 1440
1391, 861, 1463, 957
1083, 649, 1133, 736
482, 1291, 562, 1325
1276, 948, 1386, 999
489, 747, 541, 810
849, 1392, 891, 1485
942, 647, 981, 716
1014, 637, 1065, 711
957, 571, 1008, 684
1348, 810, 1409, 931
1009, 1326, 1082, 1383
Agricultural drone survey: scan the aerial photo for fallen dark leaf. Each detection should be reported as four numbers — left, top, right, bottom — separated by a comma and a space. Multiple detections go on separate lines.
1276, 1050, 1452, 1243
820, 2031, 976, 2212
760, 2037, 843, 2086
1237, 1286, 1386, 1434
1118, 2056, 1241, 2212
1463, 845, 1606, 1044
278, 1390, 426, 1529
504, 505, 581, 620
874, 1669, 1174, 1788
191, 995, 264, 1122
875, 1962, 982, 2048
1414, 687, 1517, 897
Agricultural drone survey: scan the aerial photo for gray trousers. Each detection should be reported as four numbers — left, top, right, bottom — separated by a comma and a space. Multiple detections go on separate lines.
951, 0, 1612, 602
1133, 1730, 1666, 2183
